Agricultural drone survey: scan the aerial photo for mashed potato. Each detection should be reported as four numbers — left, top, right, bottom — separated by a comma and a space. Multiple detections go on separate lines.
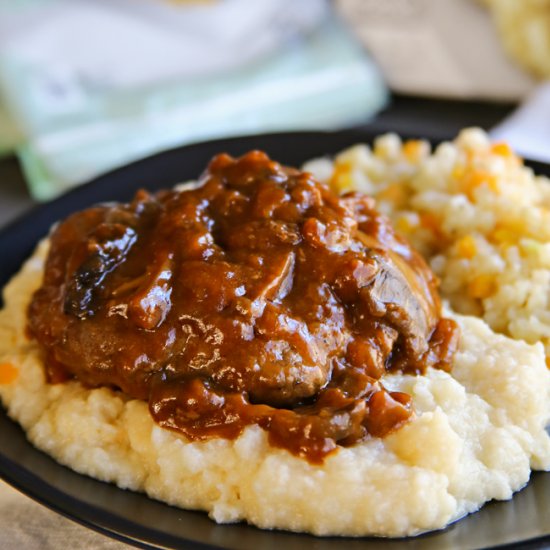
1, 130, 550, 537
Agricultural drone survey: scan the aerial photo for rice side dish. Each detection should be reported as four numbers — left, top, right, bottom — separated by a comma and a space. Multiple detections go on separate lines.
0, 128, 549, 538
305, 128, 550, 357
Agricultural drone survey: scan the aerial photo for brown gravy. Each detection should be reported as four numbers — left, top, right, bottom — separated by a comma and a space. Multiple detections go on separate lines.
28, 151, 458, 463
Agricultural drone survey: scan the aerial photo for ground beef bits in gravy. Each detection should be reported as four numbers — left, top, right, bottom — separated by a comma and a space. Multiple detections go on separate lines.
28, 151, 458, 463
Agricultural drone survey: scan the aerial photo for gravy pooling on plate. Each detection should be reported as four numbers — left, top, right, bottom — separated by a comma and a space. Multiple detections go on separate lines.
27, 151, 458, 462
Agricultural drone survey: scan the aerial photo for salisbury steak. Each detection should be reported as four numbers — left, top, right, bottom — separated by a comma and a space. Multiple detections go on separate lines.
28, 151, 458, 462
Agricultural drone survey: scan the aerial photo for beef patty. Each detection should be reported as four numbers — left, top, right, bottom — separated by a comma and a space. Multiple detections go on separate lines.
28, 151, 459, 462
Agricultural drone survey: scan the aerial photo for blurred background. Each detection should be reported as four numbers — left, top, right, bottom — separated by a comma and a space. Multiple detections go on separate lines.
0, 0, 549, 215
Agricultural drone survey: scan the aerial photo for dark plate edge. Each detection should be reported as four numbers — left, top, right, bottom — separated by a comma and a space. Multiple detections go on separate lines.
0, 128, 549, 549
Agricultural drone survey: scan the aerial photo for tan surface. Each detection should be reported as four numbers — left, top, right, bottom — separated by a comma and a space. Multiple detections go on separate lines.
0, 481, 128, 549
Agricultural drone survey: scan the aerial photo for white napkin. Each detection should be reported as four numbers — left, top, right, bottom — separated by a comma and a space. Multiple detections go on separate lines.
491, 82, 550, 163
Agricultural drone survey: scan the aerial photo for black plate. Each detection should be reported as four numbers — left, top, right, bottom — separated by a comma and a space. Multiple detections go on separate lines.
1, 130, 549, 550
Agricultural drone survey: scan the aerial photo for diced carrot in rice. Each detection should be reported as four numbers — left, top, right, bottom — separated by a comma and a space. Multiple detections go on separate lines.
329, 162, 354, 194
468, 275, 496, 299
456, 236, 477, 259
377, 183, 407, 206
491, 142, 514, 158
0, 362, 18, 385
402, 140, 429, 163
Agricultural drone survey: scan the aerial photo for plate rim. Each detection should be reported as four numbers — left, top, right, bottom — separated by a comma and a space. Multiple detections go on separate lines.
1, 128, 549, 550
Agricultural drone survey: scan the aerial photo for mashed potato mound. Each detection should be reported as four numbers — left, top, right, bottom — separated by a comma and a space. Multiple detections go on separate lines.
1, 232, 549, 537
2, 131, 550, 537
